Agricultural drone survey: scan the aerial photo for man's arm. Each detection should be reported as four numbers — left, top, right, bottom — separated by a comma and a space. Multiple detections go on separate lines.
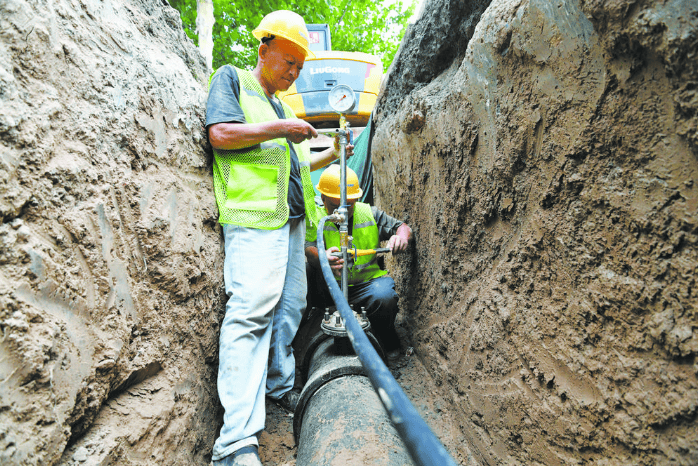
309, 140, 354, 171
209, 119, 353, 166
372, 206, 413, 254
305, 245, 344, 277
208, 119, 317, 149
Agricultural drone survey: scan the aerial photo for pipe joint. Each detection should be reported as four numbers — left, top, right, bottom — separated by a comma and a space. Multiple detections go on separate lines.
321, 309, 371, 337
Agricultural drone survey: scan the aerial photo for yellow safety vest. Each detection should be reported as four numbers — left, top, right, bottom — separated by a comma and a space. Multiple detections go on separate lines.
311, 202, 388, 285
210, 67, 318, 230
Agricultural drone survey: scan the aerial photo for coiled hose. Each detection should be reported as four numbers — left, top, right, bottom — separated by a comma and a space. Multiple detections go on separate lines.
316, 215, 458, 466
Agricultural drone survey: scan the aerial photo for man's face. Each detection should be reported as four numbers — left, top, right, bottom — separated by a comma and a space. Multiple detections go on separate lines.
322, 195, 356, 220
260, 39, 305, 94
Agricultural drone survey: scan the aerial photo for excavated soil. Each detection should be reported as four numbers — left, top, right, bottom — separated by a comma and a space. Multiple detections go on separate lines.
372, 0, 698, 464
1, 0, 697, 465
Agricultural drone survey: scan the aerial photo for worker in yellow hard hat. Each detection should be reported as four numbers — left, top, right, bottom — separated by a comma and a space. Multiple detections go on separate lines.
206, 11, 352, 466
305, 165, 413, 361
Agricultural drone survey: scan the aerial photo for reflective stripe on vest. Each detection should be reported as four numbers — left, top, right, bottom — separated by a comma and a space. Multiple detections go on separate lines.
321, 203, 388, 285
210, 67, 318, 230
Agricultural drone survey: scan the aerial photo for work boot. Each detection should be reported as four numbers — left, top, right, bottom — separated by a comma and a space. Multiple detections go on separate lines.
212, 445, 262, 466
268, 389, 300, 413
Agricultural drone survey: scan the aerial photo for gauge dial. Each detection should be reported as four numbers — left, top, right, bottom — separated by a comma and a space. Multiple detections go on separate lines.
328, 84, 356, 113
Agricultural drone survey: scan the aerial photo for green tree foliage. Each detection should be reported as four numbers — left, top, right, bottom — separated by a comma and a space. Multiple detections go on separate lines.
168, 0, 416, 71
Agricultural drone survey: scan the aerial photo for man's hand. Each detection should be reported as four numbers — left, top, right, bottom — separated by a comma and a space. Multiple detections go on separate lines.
209, 120, 318, 151
334, 136, 354, 159
285, 119, 318, 144
326, 246, 344, 277
386, 234, 409, 254
387, 223, 412, 254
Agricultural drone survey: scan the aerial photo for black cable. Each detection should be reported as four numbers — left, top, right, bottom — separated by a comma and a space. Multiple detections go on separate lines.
316, 215, 458, 466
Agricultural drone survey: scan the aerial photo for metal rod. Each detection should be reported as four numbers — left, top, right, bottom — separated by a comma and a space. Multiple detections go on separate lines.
316, 129, 339, 135
338, 115, 349, 301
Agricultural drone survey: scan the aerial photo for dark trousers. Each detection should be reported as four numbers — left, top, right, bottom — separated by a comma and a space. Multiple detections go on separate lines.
306, 264, 402, 352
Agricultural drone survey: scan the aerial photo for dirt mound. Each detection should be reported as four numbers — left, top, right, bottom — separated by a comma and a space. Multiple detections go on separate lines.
372, 0, 697, 464
1, 0, 223, 464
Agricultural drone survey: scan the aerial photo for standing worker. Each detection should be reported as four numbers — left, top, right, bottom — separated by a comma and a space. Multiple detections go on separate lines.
206, 11, 353, 466
305, 165, 413, 359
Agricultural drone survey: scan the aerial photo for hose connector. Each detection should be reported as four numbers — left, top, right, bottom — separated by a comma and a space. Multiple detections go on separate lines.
327, 211, 345, 224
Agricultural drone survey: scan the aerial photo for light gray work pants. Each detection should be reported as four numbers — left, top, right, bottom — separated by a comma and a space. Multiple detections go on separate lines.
212, 217, 306, 461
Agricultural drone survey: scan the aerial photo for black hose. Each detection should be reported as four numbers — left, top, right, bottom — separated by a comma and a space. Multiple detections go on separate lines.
316, 215, 458, 466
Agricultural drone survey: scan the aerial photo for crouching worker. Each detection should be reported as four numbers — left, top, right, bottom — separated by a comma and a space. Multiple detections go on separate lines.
305, 165, 413, 359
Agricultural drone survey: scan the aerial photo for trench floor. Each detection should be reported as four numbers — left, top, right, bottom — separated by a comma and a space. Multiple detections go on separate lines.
258, 315, 477, 465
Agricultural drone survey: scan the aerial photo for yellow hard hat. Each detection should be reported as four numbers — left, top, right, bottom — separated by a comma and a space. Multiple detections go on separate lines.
317, 164, 363, 200
253, 11, 316, 58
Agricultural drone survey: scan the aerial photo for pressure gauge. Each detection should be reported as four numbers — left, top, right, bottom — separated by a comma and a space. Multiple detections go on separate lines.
328, 84, 356, 113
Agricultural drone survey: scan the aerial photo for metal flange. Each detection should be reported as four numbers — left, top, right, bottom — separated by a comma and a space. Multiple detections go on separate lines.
320, 309, 370, 337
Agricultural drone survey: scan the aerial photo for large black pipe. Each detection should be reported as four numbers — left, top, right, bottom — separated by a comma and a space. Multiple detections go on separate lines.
305, 215, 458, 466
294, 317, 413, 465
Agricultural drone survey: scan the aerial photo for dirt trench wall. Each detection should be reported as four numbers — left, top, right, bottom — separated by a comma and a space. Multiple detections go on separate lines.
0, 0, 224, 464
373, 0, 698, 464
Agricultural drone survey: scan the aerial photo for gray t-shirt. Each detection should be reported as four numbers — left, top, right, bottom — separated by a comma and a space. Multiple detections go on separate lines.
206, 65, 305, 218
